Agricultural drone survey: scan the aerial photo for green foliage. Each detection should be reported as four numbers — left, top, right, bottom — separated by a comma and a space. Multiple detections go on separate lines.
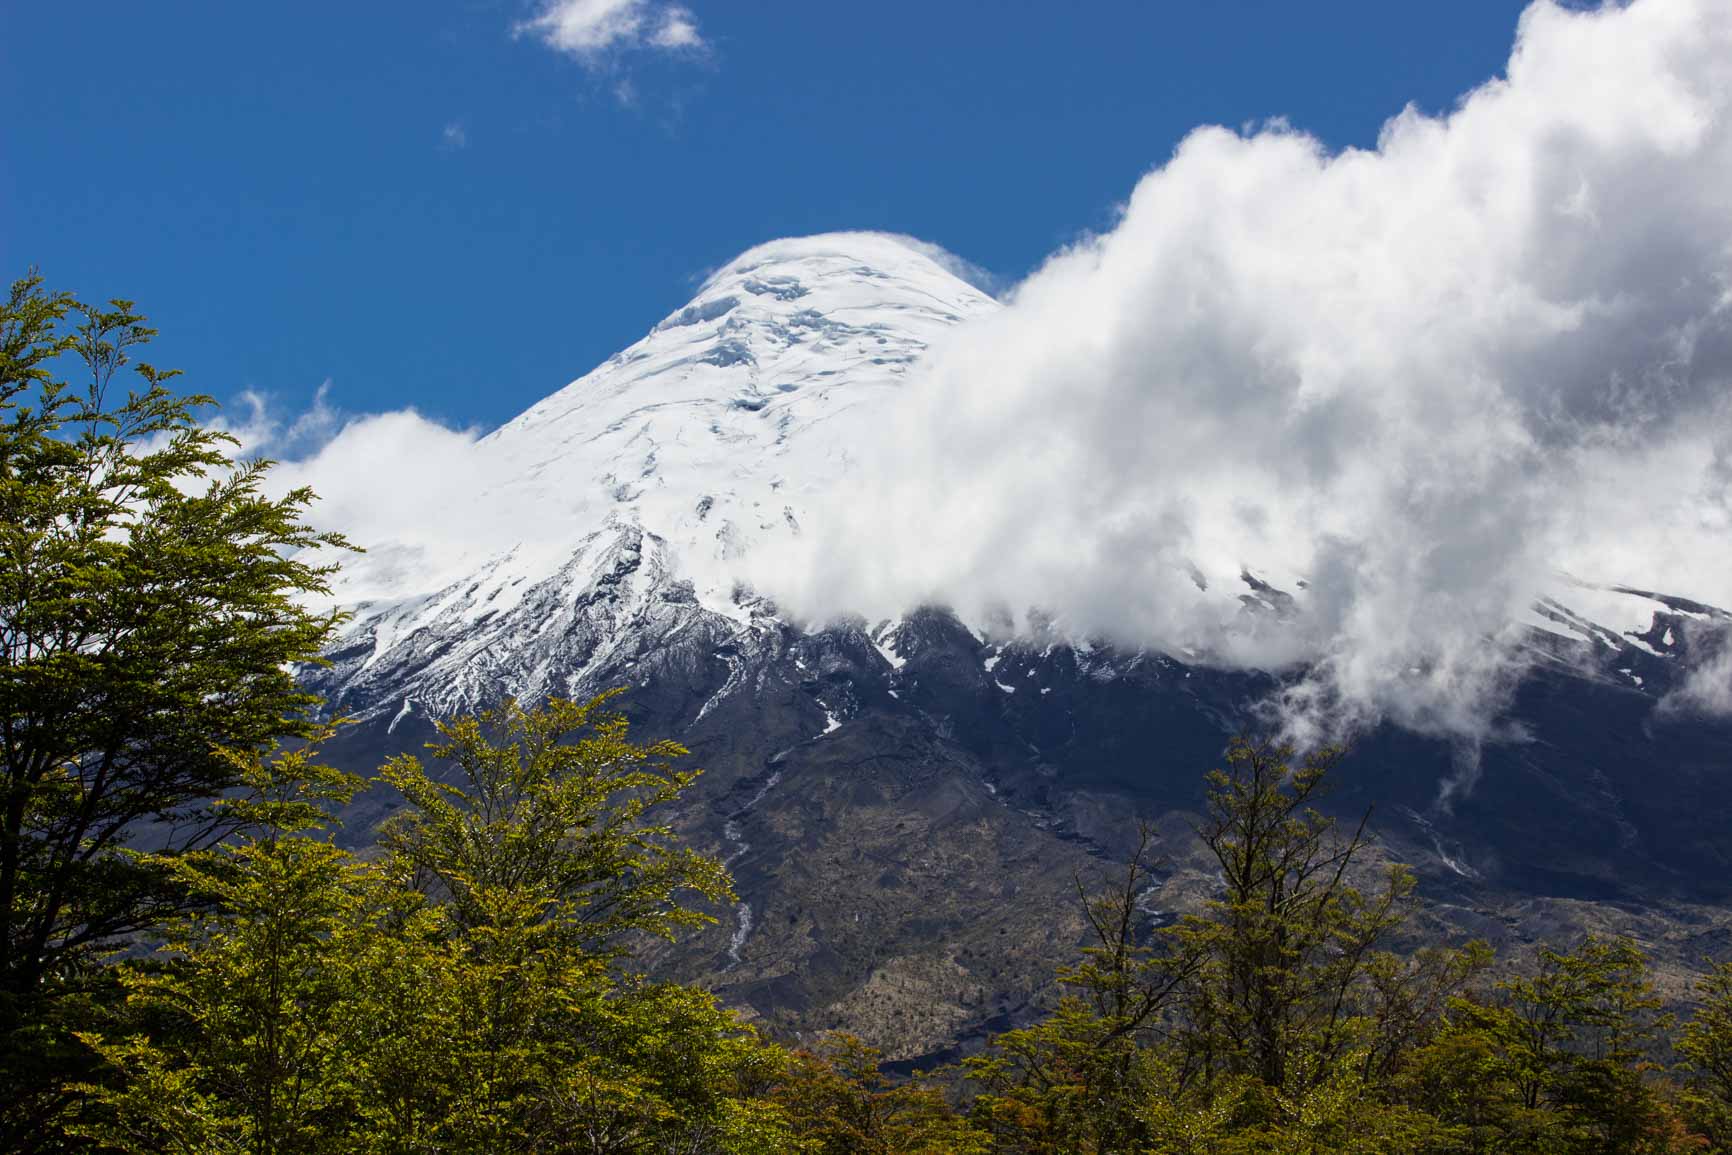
1169, 740, 1458, 1095
66, 697, 795, 1154
962, 741, 1490, 1153
0, 274, 350, 1148
963, 826, 1192, 1151
771, 1034, 988, 1154
71, 741, 369, 1153
1412, 936, 1688, 1154
1680, 961, 1732, 1150
379, 691, 733, 957
371, 693, 781, 1151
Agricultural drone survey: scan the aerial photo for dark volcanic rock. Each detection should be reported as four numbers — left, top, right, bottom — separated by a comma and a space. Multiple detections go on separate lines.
308, 570, 1732, 1060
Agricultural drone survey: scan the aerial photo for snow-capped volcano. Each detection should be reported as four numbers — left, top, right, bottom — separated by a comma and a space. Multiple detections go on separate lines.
313, 233, 997, 721
310, 229, 1728, 731
304, 230, 1732, 1066
482, 231, 996, 596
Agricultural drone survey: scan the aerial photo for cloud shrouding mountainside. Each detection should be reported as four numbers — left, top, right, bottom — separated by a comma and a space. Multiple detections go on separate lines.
755, 0, 1732, 738
256, 0, 1732, 741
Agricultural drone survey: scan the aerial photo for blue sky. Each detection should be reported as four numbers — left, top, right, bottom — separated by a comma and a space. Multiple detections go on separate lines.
4, 1, 1528, 431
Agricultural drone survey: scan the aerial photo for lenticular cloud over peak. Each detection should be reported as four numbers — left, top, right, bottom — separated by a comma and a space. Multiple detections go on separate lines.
756, 0, 1732, 737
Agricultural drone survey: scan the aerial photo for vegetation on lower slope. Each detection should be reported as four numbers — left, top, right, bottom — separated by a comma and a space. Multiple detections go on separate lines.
42, 714, 1732, 1154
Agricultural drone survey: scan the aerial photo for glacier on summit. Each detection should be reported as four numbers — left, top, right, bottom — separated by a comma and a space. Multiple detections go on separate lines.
308, 233, 998, 722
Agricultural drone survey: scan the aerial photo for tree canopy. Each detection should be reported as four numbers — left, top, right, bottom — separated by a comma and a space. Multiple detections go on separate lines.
0, 275, 349, 1147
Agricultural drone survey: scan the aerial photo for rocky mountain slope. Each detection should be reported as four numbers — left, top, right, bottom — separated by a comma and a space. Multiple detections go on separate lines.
306, 232, 1732, 1063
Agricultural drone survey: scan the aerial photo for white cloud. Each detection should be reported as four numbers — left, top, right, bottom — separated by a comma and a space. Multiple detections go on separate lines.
1661, 620, 1732, 719
649, 8, 702, 49
214, 382, 341, 459
517, 0, 705, 62
890, 234, 1004, 297
440, 121, 468, 151
249, 404, 503, 608
755, 0, 1732, 739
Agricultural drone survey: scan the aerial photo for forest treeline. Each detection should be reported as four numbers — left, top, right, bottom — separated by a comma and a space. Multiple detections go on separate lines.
7, 275, 1732, 1153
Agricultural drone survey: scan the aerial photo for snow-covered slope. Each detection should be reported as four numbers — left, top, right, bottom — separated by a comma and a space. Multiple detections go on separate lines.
487, 232, 995, 588
308, 229, 1732, 730
311, 233, 998, 722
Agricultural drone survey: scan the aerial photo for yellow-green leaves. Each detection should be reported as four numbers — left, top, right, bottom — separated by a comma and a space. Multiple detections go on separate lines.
71, 708, 800, 1153
1, 275, 355, 1145
379, 692, 733, 957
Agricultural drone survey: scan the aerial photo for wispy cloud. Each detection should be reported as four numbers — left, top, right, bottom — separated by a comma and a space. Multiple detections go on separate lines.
516, 0, 705, 63
215, 381, 342, 459
439, 121, 468, 151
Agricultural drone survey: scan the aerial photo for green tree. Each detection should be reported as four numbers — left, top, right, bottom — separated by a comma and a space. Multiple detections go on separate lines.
964, 827, 1194, 1152
1393, 1015, 1544, 1153
1680, 960, 1732, 1150
0, 275, 348, 1147
70, 698, 800, 1154
965, 739, 1487, 1153
377, 693, 792, 1152
1168, 739, 1453, 1097
1433, 936, 1683, 1154
379, 691, 731, 958
772, 1034, 987, 1155
70, 742, 370, 1154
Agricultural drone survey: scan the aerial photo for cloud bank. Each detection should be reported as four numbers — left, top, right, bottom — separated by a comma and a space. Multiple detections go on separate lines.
758, 0, 1732, 738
